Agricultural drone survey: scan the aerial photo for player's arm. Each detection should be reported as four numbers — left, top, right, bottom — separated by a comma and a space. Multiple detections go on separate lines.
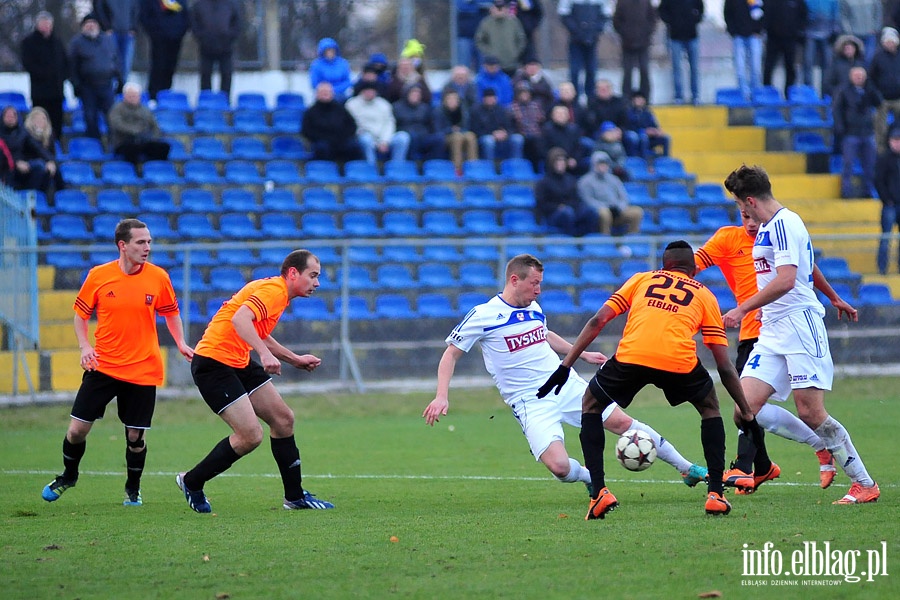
423, 344, 465, 426
231, 305, 281, 375
707, 343, 754, 422
723, 264, 797, 327
546, 330, 607, 365
74, 314, 98, 371
163, 313, 195, 361
538, 305, 617, 397
812, 264, 858, 322
262, 333, 321, 372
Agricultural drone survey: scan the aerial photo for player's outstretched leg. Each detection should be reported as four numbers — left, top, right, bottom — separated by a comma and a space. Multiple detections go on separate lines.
42, 436, 85, 502
756, 403, 834, 488
813, 416, 880, 504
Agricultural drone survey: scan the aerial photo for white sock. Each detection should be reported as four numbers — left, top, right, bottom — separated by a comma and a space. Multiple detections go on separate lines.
627, 418, 693, 474
757, 403, 826, 451
556, 457, 592, 484
814, 416, 874, 487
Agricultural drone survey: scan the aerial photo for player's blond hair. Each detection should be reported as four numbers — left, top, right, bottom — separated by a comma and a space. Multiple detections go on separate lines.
506, 254, 543, 281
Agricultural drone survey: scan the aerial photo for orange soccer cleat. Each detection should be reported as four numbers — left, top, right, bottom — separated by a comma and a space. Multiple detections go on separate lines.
816, 449, 836, 489
585, 487, 619, 520
833, 482, 880, 505
705, 492, 732, 515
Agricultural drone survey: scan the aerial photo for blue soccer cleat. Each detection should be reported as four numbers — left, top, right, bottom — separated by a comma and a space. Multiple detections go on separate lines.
123, 488, 143, 507
283, 490, 335, 510
42, 475, 75, 502
681, 463, 709, 488
176, 472, 211, 513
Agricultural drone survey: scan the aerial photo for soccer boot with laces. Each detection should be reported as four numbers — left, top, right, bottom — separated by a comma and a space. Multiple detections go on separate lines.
41, 475, 76, 502
833, 482, 880, 505
722, 467, 755, 493
705, 492, 732, 515
585, 487, 618, 520
750, 462, 781, 491
681, 464, 709, 487
123, 488, 143, 506
283, 490, 335, 510
176, 472, 211, 513
816, 449, 836, 489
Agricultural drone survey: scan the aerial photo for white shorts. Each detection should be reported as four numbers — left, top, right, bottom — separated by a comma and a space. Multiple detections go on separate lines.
740, 308, 834, 401
509, 370, 587, 461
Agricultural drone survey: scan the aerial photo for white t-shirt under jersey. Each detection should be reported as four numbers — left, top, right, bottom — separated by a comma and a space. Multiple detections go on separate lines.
447, 294, 564, 405
753, 207, 824, 323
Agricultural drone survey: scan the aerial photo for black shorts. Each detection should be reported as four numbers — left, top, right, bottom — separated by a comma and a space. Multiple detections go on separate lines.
587, 355, 714, 410
71, 370, 156, 429
191, 353, 271, 414
735, 338, 758, 373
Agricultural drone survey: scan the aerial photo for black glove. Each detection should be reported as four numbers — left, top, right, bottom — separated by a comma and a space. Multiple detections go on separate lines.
740, 416, 765, 449
537, 365, 570, 398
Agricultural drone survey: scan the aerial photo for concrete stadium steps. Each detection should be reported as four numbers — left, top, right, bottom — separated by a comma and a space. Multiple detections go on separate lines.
684, 151, 805, 180
654, 106, 729, 129
39, 290, 76, 321
40, 321, 96, 350
668, 127, 767, 154
0, 351, 40, 394
38, 266, 55, 290
694, 173, 840, 200
50, 349, 85, 392
790, 199, 880, 227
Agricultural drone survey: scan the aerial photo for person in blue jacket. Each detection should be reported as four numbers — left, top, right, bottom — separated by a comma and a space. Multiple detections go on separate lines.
310, 38, 353, 102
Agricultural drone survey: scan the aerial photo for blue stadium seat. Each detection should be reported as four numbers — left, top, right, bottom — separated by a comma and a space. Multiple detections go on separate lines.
272, 109, 304, 134
155, 109, 191, 134
221, 188, 258, 211
208, 267, 247, 292
231, 136, 270, 161
618, 259, 652, 281
580, 287, 612, 308
101, 160, 142, 186
271, 135, 310, 160
301, 296, 337, 321
92, 214, 121, 240
787, 85, 829, 107
233, 110, 271, 134
500, 184, 535, 208
163, 137, 189, 160
500, 158, 538, 180
220, 212, 263, 239
262, 189, 300, 212
855, 284, 895, 306
96, 189, 135, 214
311, 246, 341, 265
698, 207, 732, 231
217, 248, 256, 266
383, 212, 423, 237
383, 185, 420, 210
347, 245, 381, 264
539, 290, 579, 314
183, 160, 224, 185
541, 261, 579, 287
265, 160, 304, 185
457, 291, 491, 312
156, 89, 191, 111
88, 249, 120, 265
424, 245, 465, 262
192, 136, 230, 161
54, 189, 97, 215
301, 212, 342, 237
334, 265, 377, 290
418, 262, 456, 288
137, 214, 179, 240
624, 182, 653, 206
302, 187, 340, 211
710, 286, 738, 311
462, 210, 503, 235
461, 185, 498, 208
67, 136, 109, 160
343, 160, 380, 182
275, 92, 306, 111
342, 212, 383, 237
754, 108, 790, 128
459, 263, 497, 288
694, 183, 729, 205
624, 156, 656, 182
46, 251, 88, 269
656, 181, 693, 206
31, 190, 54, 217
0, 91, 29, 113
304, 160, 341, 183
60, 161, 99, 186
654, 157, 694, 181
501, 208, 541, 234
580, 260, 619, 287
343, 187, 382, 211
142, 160, 183, 185
193, 109, 230, 134
463, 159, 499, 181
715, 88, 752, 108
658, 207, 695, 233
582, 241, 627, 259
196, 90, 230, 111
173, 249, 217, 267
224, 160, 263, 185
181, 188, 220, 213
383, 246, 423, 263
176, 213, 222, 240
542, 243, 581, 259
751, 86, 786, 106
260, 212, 302, 238
417, 293, 456, 318
793, 132, 830, 153
334, 295, 376, 320
461, 245, 497, 261
48, 215, 91, 242
423, 210, 464, 236
384, 160, 422, 182
236, 92, 268, 111
790, 107, 832, 128
376, 264, 419, 289
423, 159, 458, 181
375, 294, 416, 318
170, 267, 211, 292
817, 256, 862, 285
422, 185, 459, 209
139, 188, 177, 213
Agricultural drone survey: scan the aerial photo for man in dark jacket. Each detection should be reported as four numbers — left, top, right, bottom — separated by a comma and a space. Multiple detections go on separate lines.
613, 0, 658, 102
108, 83, 170, 165
658, 0, 704, 104
0, 106, 55, 193
832, 66, 882, 198
140, 0, 190, 101
513, 0, 544, 63
875, 125, 900, 274
724, 0, 764, 100
557, 0, 608, 100
95, 0, 140, 86
21, 12, 69, 141
541, 102, 588, 173
69, 13, 120, 141
535, 146, 598, 236
393, 84, 446, 161
470, 87, 524, 160
190, 0, 243, 99
762, 0, 808, 97
869, 27, 900, 151
300, 82, 363, 163
580, 79, 628, 139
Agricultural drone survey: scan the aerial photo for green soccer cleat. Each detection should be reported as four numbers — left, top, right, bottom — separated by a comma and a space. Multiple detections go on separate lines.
681, 464, 709, 487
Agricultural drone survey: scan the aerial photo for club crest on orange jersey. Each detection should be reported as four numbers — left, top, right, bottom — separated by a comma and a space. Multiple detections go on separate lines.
145, 294, 154, 305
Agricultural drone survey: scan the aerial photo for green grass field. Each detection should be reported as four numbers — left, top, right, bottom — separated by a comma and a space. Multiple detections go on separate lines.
2, 377, 898, 599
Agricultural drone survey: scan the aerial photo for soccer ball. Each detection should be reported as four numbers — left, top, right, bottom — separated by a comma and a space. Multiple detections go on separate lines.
615, 429, 657, 471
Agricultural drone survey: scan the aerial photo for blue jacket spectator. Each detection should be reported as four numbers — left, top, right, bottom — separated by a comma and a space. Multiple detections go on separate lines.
475, 57, 514, 105
310, 38, 353, 102
69, 13, 120, 140
623, 92, 670, 158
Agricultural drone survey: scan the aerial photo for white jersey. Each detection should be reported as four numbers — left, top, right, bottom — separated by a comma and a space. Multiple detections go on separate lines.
447, 294, 564, 405
753, 207, 824, 323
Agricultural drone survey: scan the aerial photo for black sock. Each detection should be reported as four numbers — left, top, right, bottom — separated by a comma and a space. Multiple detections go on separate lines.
185, 437, 241, 491
580, 413, 606, 498
125, 444, 146, 492
62, 438, 86, 482
733, 431, 756, 473
701, 417, 726, 496
743, 418, 772, 473
271, 435, 303, 501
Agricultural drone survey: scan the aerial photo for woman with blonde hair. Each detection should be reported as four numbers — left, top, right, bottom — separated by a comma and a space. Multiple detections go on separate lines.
23, 106, 64, 191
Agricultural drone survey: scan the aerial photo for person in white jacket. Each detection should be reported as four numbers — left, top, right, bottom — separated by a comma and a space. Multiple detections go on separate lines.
345, 81, 410, 165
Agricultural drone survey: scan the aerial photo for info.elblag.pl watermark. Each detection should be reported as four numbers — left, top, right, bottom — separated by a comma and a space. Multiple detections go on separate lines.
741, 541, 889, 586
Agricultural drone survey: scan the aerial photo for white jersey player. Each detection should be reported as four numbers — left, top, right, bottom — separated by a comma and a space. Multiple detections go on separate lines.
423, 254, 710, 491
722, 165, 878, 504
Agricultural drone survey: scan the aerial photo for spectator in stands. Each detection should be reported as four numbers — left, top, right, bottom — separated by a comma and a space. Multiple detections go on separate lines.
300, 82, 363, 164
0, 106, 56, 193
20, 11, 69, 141
762, 0, 808, 98
557, 0, 608, 100
825, 35, 865, 99
475, 0, 527, 76
352, 64, 389, 99
393, 84, 446, 161
0, 139, 12, 187
475, 56, 514, 105
434, 89, 479, 172
95, 0, 140, 87
69, 13, 120, 141
838, 0, 883, 62
581, 79, 628, 141
869, 27, 900, 152
470, 87, 524, 160
365, 52, 392, 86
442, 66, 479, 110
512, 0, 544, 63
535, 146, 599, 236
24, 107, 65, 191
512, 59, 554, 113
577, 151, 643, 235
510, 81, 546, 169
401, 38, 428, 77
456, 0, 491, 72
385, 57, 432, 104
832, 66, 882, 198
875, 124, 900, 274
345, 81, 410, 165
140, 0, 190, 102
108, 83, 170, 166
555, 82, 588, 132
724, 0, 765, 101
309, 37, 353, 102
658, 0, 704, 104
614, 0, 658, 102
593, 120, 630, 181
190, 0, 244, 100
623, 92, 670, 159
541, 103, 589, 174
803, 0, 839, 95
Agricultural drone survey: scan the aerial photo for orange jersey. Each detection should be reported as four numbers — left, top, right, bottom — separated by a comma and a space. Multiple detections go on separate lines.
604, 269, 728, 373
194, 276, 289, 368
73, 261, 179, 385
695, 225, 761, 341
